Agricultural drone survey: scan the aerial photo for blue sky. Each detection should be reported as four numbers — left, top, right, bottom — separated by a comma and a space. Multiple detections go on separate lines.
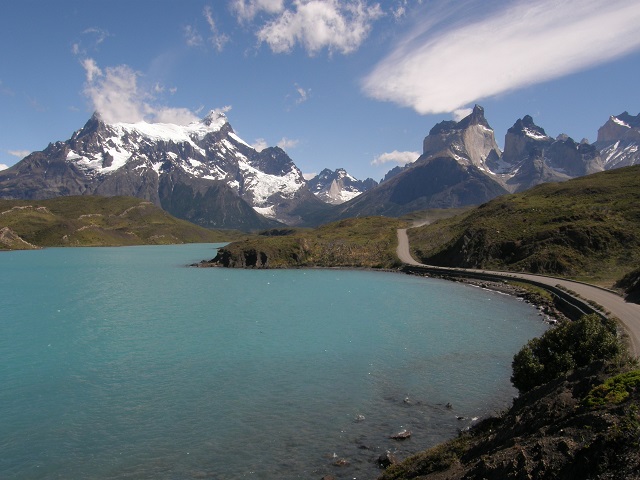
1, 0, 639, 181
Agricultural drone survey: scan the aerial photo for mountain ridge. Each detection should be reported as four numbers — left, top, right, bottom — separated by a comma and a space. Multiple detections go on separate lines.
1, 108, 639, 230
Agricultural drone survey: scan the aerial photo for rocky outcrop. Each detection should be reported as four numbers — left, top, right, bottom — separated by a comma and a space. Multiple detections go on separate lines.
0, 226, 38, 250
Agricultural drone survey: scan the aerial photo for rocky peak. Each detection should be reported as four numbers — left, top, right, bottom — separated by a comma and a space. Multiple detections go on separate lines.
597, 111, 640, 143
457, 104, 491, 130
595, 111, 640, 169
72, 111, 109, 140
502, 115, 552, 165
306, 167, 377, 205
423, 104, 500, 169
201, 109, 229, 128
508, 115, 550, 140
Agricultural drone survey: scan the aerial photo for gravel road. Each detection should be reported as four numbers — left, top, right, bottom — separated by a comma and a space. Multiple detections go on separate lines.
397, 228, 640, 356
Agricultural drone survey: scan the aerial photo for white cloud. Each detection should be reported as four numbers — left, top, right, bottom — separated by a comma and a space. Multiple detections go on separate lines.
257, 0, 384, 55
81, 58, 199, 125
294, 83, 310, 104
73, 27, 111, 56
8, 150, 31, 159
277, 137, 299, 149
0, 163, 9, 171
252, 138, 269, 151
453, 108, 472, 121
362, 0, 640, 115
82, 58, 102, 83
303, 172, 317, 180
82, 27, 110, 46
203, 6, 230, 52
231, 0, 285, 22
184, 25, 204, 47
372, 150, 419, 166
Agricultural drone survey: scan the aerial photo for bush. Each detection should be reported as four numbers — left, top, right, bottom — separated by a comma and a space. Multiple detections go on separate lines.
511, 314, 624, 394
584, 370, 640, 407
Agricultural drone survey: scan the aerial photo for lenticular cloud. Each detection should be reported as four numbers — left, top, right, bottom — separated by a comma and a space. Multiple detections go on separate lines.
362, 0, 640, 115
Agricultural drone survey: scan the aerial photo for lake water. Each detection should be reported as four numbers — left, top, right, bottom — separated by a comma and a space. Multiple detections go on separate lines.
0, 243, 547, 479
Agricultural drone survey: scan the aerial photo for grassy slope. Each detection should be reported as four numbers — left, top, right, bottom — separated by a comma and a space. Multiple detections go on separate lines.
407, 166, 640, 286
207, 216, 408, 268
0, 196, 237, 249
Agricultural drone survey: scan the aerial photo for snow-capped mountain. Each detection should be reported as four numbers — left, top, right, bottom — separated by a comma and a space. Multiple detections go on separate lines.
497, 115, 603, 192
595, 111, 640, 169
0, 111, 329, 230
306, 168, 377, 205
2, 106, 637, 229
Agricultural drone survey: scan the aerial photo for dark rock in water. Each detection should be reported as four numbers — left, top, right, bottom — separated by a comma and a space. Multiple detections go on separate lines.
390, 429, 411, 440
320, 476, 336, 480
332, 458, 349, 466
377, 450, 398, 469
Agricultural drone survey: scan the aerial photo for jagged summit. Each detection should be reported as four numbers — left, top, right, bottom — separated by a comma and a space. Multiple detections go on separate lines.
306, 168, 377, 205
596, 111, 640, 169
457, 104, 491, 130
422, 104, 500, 170
201, 109, 228, 128
612, 111, 640, 129
508, 114, 550, 141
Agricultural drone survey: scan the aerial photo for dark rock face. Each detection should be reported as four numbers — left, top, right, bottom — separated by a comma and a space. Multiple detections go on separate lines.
209, 247, 269, 268
546, 136, 603, 177
331, 156, 508, 220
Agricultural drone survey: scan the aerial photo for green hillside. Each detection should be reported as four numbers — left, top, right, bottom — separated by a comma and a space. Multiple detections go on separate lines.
408, 166, 640, 286
0, 196, 236, 250
202, 216, 407, 268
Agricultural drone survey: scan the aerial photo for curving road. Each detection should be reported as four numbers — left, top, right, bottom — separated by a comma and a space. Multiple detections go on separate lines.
397, 228, 640, 356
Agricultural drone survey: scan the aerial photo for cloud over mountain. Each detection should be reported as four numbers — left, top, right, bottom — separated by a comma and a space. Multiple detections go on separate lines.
80, 58, 200, 125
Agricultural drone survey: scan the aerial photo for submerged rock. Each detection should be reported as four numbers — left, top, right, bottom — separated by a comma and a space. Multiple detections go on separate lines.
390, 429, 412, 440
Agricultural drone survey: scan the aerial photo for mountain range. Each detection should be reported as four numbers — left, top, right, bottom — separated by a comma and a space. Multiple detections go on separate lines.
0, 107, 638, 230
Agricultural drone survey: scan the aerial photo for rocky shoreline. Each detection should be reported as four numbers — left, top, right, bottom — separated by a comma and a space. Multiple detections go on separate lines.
372, 274, 640, 480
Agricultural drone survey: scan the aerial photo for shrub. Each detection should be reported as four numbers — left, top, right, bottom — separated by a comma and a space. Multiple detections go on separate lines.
511, 314, 624, 394
584, 370, 640, 407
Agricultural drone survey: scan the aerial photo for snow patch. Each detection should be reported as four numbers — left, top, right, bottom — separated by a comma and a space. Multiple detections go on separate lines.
253, 205, 276, 218
523, 128, 549, 140
612, 116, 631, 128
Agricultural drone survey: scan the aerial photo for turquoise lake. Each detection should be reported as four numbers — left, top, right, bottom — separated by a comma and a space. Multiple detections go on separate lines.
0, 243, 548, 479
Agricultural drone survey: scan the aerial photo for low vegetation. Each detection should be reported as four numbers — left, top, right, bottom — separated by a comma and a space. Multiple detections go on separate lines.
407, 165, 640, 287
0, 196, 234, 249
202, 216, 408, 268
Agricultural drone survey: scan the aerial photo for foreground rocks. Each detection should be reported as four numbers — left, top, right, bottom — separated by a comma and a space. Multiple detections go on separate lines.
378, 360, 640, 479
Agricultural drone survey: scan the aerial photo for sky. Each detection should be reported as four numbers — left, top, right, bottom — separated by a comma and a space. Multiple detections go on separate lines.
1, 0, 640, 181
